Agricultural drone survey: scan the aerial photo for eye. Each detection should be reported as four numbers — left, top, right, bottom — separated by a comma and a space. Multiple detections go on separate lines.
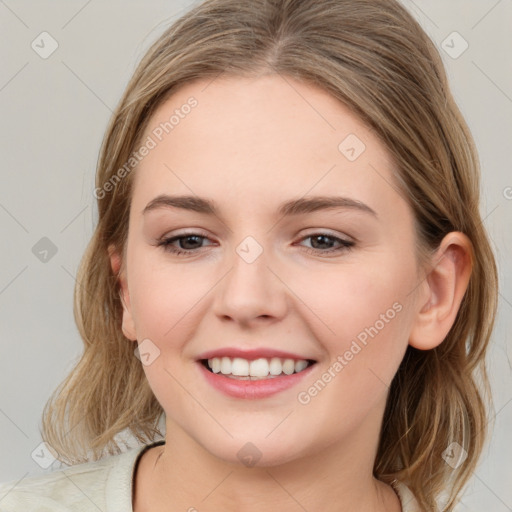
297, 233, 355, 255
157, 232, 214, 256
156, 231, 355, 257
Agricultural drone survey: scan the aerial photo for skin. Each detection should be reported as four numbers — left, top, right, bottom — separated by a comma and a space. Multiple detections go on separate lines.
109, 74, 473, 512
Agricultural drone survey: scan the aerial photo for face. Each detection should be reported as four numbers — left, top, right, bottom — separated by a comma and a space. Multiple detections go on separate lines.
113, 74, 425, 467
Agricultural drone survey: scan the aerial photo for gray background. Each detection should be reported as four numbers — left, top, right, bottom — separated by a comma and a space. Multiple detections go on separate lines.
0, 1, 511, 510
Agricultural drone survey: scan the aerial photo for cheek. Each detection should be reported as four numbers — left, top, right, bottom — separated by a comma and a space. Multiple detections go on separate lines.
127, 260, 203, 420
295, 300, 412, 442
293, 252, 416, 399
290, 251, 415, 343
128, 251, 206, 339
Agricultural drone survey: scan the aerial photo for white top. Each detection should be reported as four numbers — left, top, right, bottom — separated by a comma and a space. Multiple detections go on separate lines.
0, 440, 420, 511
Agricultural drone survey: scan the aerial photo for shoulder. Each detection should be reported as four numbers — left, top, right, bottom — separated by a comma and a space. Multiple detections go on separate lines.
0, 442, 160, 512
393, 480, 423, 512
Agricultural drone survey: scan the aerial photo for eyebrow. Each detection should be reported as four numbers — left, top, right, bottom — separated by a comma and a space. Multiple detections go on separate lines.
142, 194, 377, 218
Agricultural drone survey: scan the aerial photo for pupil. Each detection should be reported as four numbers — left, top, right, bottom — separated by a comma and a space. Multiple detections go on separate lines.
313, 235, 332, 249
181, 235, 201, 249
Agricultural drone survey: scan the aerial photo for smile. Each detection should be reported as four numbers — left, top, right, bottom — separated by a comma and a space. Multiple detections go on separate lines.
197, 355, 317, 399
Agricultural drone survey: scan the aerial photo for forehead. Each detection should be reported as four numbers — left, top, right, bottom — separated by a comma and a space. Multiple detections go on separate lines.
140, 73, 389, 159
131, 74, 405, 220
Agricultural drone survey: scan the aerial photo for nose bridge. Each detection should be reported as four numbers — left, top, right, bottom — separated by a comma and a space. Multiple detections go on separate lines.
214, 233, 287, 323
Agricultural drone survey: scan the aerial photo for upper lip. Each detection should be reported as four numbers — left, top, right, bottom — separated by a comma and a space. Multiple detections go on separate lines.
196, 348, 315, 362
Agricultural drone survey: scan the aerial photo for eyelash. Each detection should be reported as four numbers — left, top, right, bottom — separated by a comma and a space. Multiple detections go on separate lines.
156, 232, 355, 257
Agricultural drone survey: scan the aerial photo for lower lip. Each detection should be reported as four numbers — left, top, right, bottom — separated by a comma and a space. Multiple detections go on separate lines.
197, 361, 315, 399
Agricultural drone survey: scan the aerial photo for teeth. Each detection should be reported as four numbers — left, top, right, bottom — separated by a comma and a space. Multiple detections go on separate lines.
231, 357, 249, 376
210, 358, 221, 373
282, 359, 295, 375
220, 357, 231, 375
206, 356, 311, 378
250, 358, 269, 377
269, 357, 282, 376
294, 360, 308, 372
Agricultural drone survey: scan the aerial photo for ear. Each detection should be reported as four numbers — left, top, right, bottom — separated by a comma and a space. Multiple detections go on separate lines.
108, 244, 137, 341
409, 232, 473, 350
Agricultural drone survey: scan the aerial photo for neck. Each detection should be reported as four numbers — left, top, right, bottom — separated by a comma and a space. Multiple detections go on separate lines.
134, 418, 402, 512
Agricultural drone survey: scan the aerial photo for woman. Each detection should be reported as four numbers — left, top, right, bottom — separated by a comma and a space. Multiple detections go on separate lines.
0, 0, 498, 510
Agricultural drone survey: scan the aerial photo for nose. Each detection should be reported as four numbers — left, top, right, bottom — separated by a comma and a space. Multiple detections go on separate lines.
212, 239, 289, 327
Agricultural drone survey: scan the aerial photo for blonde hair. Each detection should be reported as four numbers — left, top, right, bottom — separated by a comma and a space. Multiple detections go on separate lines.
41, 0, 498, 509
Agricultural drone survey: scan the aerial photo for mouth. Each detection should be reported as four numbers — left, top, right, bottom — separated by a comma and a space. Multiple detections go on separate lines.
200, 356, 317, 380
196, 348, 318, 399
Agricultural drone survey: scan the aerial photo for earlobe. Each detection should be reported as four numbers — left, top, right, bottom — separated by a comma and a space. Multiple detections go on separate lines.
409, 232, 473, 351
108, 244, 137, 341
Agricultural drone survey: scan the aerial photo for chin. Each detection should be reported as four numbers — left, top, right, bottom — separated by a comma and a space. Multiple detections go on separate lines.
197, 433, 307, 469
